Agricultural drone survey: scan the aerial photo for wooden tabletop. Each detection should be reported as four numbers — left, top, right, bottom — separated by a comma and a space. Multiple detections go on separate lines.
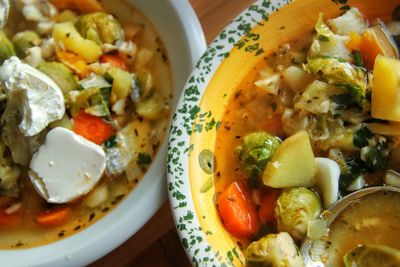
90, 0, 254, 266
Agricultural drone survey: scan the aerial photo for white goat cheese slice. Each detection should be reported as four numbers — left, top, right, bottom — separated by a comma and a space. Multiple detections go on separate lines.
0, 56, 65, 136
29, 127, 106, 203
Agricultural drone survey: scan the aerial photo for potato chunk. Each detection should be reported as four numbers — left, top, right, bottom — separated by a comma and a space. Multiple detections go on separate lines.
371, 55, 400, 121
263, 130, 316, 188
52, 22, 101, 63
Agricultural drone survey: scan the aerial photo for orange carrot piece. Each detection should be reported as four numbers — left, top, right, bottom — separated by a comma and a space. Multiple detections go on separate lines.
57, 50, 90, 79
73, 110, 115, 144
100, 54, 128, 71
360, 31, 383, 70
50, 0, 103, 13
217, 181, 260, 238
346, 32, 362, 51
260, 115, 284, 137
0, 209, 21, 227
36, 206, 71, 227
258, 189, 280, 224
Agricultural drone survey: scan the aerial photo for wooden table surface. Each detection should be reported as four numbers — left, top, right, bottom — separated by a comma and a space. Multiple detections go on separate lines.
90, 0, 254, 266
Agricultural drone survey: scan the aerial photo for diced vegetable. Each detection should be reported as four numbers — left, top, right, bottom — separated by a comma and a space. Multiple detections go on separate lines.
263, 130, 316, 188
79, 74, 111, 90
73, 110, 114, 144
56, 50, 90, 79
327, 7, 367, 35
131, 69, 153, 102
75, 12, 124, 45
100, 54, 128, 71
35, 206, 71, 227
245, 232, 304, 267
105, 118, 152, 178
37, 61, 79, 93
258, 189, 280, 224
309, 13, 351, 61
295, 80, 345, 114
282, 65, 314, 92
0, 31, 16, 64
217, 181, 260, 238
107, 67, 132, 103
371, 55, 400, 121
275, 187, 322, 242
315, 157, 340, 208
11, 31, 41, 58
52, 22, 101, 63
136, 93, 169, 120
254, 68, 281, 95
304, 57, 369, 106
236, 132, 281, 188
367, 122, 400, 136
50, 0, 103, 13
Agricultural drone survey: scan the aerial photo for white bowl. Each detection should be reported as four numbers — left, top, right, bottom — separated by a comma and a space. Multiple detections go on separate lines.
1, 0, 206, 266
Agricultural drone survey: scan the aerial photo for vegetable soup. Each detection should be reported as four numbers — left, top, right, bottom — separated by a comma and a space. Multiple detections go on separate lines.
214, 5, 400, 267
0, 0, 171, 248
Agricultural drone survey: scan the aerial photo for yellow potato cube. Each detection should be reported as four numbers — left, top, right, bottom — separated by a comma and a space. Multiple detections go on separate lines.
263, 130, 316, 188
53, 22, 101, 63
371, 55, 400, 121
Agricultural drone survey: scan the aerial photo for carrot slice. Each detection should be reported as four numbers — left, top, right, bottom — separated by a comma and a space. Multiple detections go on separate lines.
57, 50, 90, 79
0, 209, 22, 227
258, 189, 280, 224
50, 0, 103, 13
73, 110, 115, 144
360, 31, 383, 70
100, 54, 128, 71
346, 32, 362, 51
217, 181, 260, 238
36, 206, 71, 227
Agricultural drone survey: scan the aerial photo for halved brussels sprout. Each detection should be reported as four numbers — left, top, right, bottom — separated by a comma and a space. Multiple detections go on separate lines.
75, 12, 124, 45
236, 132, 280, 187
11, 30, 41, 58
37, 61, 78, 94
275, 187, 322, 242
245, 232, 304, 267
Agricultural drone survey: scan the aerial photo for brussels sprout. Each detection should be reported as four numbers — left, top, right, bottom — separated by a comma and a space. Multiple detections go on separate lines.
275, 187, 322, 242
11, 31, 41, 58
37, 61, 78, 94
75, 12, 124, 45
245, 232, 304, 267
236, 132, 280, 187
0, 31, 16, 64
343, 244, 400, 267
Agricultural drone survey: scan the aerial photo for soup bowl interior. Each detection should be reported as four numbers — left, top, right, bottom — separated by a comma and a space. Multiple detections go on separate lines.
0, 0, 206, 266
167, 0, 399, 266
